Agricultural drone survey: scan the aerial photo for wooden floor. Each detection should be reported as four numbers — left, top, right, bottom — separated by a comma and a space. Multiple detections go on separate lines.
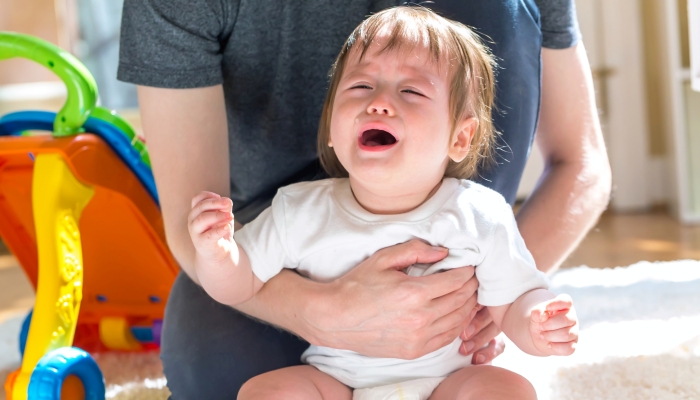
562, 209, 700, 269
0, 209, 699, 324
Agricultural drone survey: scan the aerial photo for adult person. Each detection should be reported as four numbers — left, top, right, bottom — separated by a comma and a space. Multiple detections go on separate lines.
118, 0, 611, 398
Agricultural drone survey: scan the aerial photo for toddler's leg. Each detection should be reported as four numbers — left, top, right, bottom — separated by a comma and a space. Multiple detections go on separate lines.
430, 365, 536, 400
238, 365, 352, 400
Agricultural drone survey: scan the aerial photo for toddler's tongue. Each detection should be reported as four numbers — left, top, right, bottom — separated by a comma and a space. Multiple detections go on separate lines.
362, 129, 396, 147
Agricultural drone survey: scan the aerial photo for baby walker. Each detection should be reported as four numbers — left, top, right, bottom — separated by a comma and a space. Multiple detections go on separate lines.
0, 32, 178, 400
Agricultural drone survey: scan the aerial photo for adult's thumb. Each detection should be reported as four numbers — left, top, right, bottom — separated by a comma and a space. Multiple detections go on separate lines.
375, 239, 449, 271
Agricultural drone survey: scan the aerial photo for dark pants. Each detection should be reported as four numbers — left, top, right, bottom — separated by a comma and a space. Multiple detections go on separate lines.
161, 273, 310, 399
162, 1, 543, 398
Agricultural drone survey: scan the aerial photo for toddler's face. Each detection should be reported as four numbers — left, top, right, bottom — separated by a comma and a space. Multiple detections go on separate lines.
329, 36, 472, 196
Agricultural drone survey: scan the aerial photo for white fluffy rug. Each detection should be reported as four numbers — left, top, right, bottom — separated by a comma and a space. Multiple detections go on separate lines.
1, 260, 699, 399
493, 260, 700, 399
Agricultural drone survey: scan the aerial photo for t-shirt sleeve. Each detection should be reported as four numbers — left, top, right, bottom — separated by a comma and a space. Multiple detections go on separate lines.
233, 193, 294, 283
117, 0, 238, 88
535, 0, 582, 49
475, 200, 549, 306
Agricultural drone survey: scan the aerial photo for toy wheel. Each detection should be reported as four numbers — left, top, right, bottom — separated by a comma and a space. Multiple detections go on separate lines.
27, 347, 105, 400
19, 309, 32, 357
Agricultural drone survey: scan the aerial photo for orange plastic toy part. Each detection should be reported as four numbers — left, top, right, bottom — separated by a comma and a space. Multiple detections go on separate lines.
0, 134, 178, 327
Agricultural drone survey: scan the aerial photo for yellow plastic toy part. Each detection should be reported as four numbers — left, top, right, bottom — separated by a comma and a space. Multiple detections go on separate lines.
98, 317, 142, 351
11, 154, 94, 400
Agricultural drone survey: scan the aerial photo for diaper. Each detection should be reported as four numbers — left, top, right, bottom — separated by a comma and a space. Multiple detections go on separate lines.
352, 377, 445, 400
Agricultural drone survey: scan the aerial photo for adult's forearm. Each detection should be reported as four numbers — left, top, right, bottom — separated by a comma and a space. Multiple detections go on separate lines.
233, 269, 329, 344
516, 157, 610, 274
138, 85, 231, 286
516, 44, 612, 274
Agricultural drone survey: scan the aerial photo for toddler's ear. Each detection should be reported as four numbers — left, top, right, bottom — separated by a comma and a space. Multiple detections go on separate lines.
448, 117, 477, 163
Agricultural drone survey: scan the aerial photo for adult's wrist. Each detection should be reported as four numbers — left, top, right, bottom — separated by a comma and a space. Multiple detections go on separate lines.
294, 278, 343, 347
231, 269, 340, 346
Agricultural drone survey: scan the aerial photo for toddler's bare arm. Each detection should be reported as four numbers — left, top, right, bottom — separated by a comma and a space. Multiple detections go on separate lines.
188, 191, 264, 306
488, 290, 578, 357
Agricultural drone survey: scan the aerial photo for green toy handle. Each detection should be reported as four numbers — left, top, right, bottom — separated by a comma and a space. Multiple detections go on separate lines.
0, 32, 98, 136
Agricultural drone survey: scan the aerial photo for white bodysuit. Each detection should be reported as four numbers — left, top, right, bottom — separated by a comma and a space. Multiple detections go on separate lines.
234, 178, 548, 392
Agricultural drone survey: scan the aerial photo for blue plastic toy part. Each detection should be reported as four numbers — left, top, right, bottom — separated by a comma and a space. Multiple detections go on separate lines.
19, 309, 32, 357
27, 347, 105, 400
130, 326, 154, 343
129, 319, 163, 344
0, 110, 159, 205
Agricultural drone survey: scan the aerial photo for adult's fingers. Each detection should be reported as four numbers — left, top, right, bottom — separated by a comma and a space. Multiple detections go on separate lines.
461, 306, 492, 341
422, 325, 465, 357
460, 321, 501, 356
415, 266, 475, 300
469, 336, 506, 364
428, 275, 478, 320
427, 289, 477, 341
372, 240, 449, 271
191, 191, 220, 208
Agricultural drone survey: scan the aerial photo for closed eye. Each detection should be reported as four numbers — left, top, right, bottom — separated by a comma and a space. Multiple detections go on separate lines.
401, 89, 425, 97
350, 84, 373, 90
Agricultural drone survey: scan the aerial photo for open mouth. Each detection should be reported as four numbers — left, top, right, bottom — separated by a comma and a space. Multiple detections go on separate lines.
359, 129, 397, 147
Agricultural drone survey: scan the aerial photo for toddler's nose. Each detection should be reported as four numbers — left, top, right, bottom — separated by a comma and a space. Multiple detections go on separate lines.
366, 94, 395, 116
367, 105, 391, 115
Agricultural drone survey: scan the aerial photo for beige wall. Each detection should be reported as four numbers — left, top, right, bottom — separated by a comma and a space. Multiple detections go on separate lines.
640, 0, 691, 158
640, 0, 690, 156
0, 0, 78, 85
641, 0, 668, 156
678, 0, 691, 69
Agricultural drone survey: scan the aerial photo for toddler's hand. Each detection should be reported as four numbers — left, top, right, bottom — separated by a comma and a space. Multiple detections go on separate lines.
188, 191, 235, 263
529, 294, 578, 356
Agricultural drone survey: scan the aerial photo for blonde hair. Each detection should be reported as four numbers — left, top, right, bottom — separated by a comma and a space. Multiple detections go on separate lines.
317, 6, 498, 179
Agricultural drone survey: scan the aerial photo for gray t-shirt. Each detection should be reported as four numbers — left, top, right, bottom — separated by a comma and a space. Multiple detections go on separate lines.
118, 0, 580, 223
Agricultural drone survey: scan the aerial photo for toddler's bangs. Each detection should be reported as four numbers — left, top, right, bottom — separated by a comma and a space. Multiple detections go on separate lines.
345, 7, 455, 71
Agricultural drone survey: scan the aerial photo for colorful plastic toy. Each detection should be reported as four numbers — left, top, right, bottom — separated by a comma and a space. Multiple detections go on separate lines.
0, 32, 178, 400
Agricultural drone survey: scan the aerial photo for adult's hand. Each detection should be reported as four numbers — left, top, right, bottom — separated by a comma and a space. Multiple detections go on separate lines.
306, 240, 479, 360
458, 306, 505, 364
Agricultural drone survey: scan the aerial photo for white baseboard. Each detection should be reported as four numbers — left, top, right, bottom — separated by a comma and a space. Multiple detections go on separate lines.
0, 81, 66, 102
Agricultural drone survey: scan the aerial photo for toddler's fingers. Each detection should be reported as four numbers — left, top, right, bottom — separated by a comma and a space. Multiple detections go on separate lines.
540, 325, 578, 344
544, 340, 577, 356
541, 309, 577, 332
190, 210, 234, 235
191, 191, 221, 208
191, 197, 233, 219
209, 220, 233, 240
530, 306, 549, 324
198, 220, 232, 243
546, 294, 574, 313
